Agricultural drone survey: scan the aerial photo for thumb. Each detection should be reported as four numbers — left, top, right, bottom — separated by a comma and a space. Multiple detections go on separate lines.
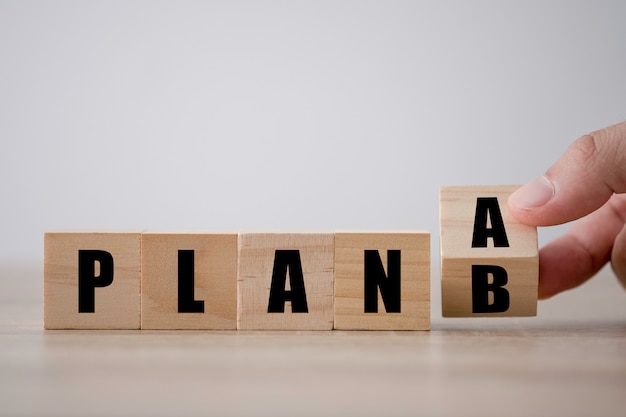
508, 121, 626, 226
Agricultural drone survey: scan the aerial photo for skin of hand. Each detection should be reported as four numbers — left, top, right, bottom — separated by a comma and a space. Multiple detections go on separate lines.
508, 121, 626, 299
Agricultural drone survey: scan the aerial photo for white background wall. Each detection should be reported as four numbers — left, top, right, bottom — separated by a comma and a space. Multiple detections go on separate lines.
1, 1, 625, 272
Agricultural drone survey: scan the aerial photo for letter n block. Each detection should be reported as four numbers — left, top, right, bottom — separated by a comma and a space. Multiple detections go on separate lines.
141, 233, 237, 329
334, 233, 430, 330
43, 232, 141, 329
440, 186, 538, 317
237, 233, 334, 330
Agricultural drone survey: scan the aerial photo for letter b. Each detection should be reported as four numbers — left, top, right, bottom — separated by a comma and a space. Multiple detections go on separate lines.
471, 264, 510, 313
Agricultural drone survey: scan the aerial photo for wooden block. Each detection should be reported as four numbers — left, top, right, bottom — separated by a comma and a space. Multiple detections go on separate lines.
43, 232, 141, 329
440, 185, 539, 317
334, 233, 430, 330
237, 233, 334, 330
141, 233, 237, 329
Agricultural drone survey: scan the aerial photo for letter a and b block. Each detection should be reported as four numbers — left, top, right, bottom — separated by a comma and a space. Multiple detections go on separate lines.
440, 186, 539, 317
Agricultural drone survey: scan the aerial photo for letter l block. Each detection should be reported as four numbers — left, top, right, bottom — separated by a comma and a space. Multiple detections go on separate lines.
141, 233, 237, 329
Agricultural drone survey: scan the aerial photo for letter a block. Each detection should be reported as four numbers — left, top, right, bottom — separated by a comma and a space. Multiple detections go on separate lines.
334, 233, 430, 330
237, 233, 334, 330
44, 232, 141, 329
141, 233, 237, 329
440, 186, 538, 317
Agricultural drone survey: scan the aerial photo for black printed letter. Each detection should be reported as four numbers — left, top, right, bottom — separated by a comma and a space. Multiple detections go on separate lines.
472, 197, 510, 248
267, 250, 309, 313
78, 250, 114, 313
472, 264, 510, 313
364, 250, 401, 313
178, 250, 204, 313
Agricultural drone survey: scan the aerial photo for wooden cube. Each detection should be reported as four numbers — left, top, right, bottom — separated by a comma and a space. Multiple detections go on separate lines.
237, 233, 334, 330
334, 233, 430, 330
440, 186, 538, 317
141, 233, 237, 329
43, 232, 141, 329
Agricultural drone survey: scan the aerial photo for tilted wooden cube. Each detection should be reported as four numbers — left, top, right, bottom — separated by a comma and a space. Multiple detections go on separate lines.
44, 232, 141, 329
334, 232, 430, 330
440, 186, 538, 317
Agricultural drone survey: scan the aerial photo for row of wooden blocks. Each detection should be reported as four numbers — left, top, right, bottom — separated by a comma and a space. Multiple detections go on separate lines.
43, 186, 539, 330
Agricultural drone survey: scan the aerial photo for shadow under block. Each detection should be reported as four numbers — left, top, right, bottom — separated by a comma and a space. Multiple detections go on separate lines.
334, 233, 430, 330
141, 233, 237, 329
237, 233, 334, 330
440, 186, 539, 317
43, 232, 141, 329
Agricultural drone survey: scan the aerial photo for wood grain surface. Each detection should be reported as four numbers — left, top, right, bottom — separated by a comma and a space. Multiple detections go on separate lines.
4, 264, 626, 417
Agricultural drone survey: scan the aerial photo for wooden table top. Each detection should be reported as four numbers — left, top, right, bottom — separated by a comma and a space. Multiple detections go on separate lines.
2, 264, 625, 417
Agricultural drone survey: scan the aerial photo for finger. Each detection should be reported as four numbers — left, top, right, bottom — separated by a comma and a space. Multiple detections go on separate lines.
537, 238, 595, 299
611, 199, 626, 290
536, 194, 626, 299
508, 121, 626, 226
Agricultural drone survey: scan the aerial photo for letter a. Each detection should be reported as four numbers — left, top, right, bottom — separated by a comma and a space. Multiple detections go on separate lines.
472, 197, 510, 248
267, 250, 309, 313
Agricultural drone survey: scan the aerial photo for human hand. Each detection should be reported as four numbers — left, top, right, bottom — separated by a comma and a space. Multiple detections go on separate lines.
508, 122, 626, 299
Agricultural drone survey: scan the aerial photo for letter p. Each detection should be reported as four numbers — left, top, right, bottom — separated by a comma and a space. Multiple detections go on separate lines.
78, 250, 114, 313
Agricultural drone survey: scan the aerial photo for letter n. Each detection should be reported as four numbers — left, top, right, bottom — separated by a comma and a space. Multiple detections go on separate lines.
364, 250, 401, 313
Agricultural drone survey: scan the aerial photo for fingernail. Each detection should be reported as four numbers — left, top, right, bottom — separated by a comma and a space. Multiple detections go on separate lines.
509, 176, 555, 210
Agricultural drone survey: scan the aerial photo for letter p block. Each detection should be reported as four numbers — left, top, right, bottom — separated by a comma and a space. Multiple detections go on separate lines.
44, 232, 141, 329
440, 186, 538, 317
